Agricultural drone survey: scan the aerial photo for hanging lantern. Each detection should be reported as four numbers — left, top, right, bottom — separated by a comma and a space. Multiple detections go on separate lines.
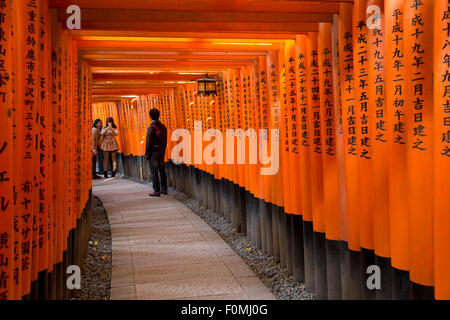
193, 73, 217, 96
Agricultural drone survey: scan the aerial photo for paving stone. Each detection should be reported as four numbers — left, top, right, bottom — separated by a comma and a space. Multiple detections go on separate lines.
199, 229, 223, 241
124, 218, 192, 229
129, 230, 204, 245
108, 215, 124, 225
111, 285, 137, 300
176, 293, 251, 300
135, 276, 244, 300
112, 247, 133, 266
189, 218, 213, 230
111, 242, 130, 251
111, 264, 134, 288
133, 262, 232, 284
130, 242, 222, 267
207, 239, 237, 257
110, 226, 130, 237
236, 276, 276, 300
221, 255, 255, 277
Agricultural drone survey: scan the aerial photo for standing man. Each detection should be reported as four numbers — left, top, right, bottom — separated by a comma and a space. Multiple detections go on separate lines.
145, 108, 168, 196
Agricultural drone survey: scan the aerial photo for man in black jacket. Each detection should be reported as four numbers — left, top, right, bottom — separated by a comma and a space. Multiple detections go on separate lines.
145, 108, 168, 197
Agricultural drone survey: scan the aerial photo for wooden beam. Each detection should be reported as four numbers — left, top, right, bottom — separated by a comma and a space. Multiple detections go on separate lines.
81, 50, 268, 57
75, 40, 282, 48
92, 73, 219, 81
91, 67, 232, 73
87, 60, 252, 68
83, 54, 260, 62
73, 35, 287, 45
58, 8, 333, 24
50, 0, 344, 14
94, 84, 195, 89
79, 48, 274, 56
93, 89, 178, 95
92, 96, 123, 103
69, 21, 319, 33
70, 30, 298, 40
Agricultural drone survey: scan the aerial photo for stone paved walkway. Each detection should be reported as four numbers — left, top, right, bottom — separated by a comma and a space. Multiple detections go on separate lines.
93, 178, 276, 300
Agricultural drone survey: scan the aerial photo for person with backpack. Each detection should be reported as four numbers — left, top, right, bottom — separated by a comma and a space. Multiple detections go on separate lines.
145, 108, 168, 197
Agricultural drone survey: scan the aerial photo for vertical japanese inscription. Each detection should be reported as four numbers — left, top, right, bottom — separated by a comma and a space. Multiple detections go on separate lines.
355, 13, 371, 160
438, 5, 450, 158
0, 0, 13, 300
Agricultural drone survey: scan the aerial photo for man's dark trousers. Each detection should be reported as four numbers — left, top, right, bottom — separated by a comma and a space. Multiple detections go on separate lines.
149, 155, 167, 193
97, 147, 104, 174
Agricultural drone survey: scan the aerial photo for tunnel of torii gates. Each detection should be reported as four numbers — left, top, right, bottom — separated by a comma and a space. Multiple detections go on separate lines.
0, 0, 448, 301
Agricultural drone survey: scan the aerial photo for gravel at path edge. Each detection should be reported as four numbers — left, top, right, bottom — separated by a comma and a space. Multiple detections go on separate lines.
71, 196, 112, 300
